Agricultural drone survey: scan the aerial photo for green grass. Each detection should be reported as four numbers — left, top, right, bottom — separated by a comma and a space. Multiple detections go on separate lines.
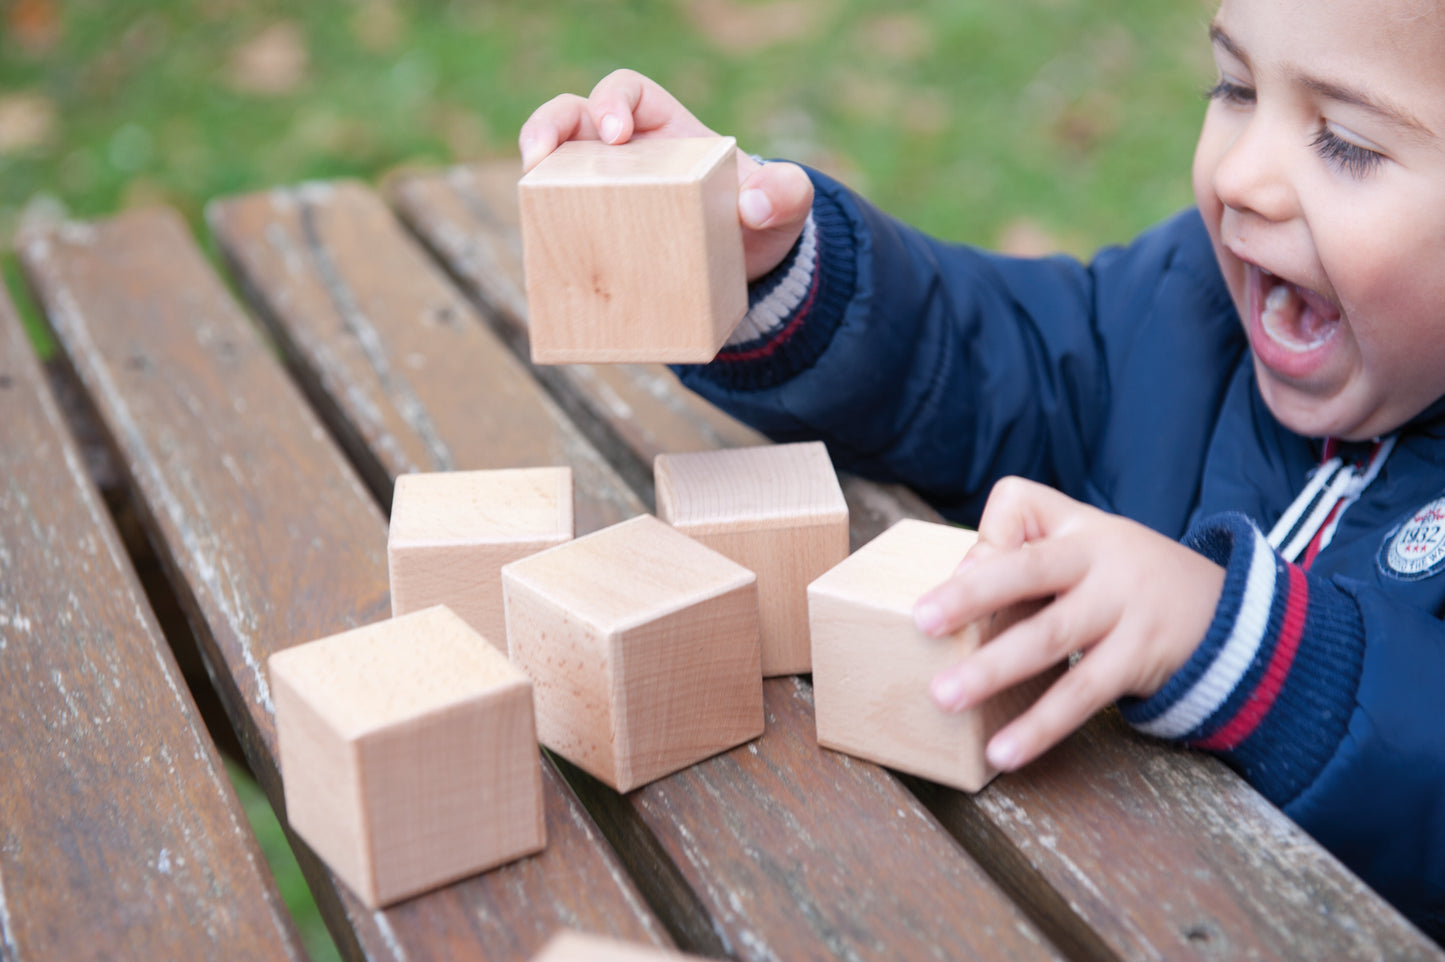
226, 761, 342, 962
2, 1, 1215, 955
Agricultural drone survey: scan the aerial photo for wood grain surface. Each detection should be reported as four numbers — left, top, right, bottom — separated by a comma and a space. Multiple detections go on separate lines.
209, 179, 1062, 962
19, 209, 669, 962
0, 286, 304, 961
390, 159, 1445, 962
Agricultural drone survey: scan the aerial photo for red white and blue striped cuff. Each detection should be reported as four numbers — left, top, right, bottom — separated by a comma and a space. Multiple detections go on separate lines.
677, 182, 856, 391
1120, 512, 1366, 806
722, 212, 817, 350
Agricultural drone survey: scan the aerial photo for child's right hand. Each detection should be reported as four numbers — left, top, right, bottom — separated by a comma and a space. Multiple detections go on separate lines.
519, 69, 813, 282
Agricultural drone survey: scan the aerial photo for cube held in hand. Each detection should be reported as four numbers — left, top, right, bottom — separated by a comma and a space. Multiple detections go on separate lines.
388, 467, 574, 653
808, 519, 1061, 792
270, 605, 546, 908
656, 442, 849, 676
503, 514, 762, 792
518, 137, 747, 364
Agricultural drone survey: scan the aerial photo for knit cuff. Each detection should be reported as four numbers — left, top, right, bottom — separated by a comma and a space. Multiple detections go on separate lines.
673, 176, 856, 391
722, 212, 817, 348
1119, 512, 1366, 806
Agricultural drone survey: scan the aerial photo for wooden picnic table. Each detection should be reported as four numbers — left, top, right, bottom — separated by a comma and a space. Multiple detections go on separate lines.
2, 159, 1440, 962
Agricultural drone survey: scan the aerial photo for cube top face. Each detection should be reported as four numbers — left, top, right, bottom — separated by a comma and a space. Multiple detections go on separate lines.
519, 137, 738, 187
809, 519, 979, 615
389, 467, 573, 546
268, 605, 526, 738
502, 514, 755, 634
655, 441, 848, 532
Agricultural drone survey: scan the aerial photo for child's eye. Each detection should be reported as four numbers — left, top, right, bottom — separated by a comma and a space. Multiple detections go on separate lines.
1310, 126, 1385, 178
1204, 78, 1255, 106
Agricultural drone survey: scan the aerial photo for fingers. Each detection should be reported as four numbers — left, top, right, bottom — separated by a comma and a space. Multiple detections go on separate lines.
977, 475, 1093, 550
519, 69, 717, 173
519, 93, 598, 172
587, 68, 713, 142
738, 161, 814, 280
983, 640, 1137, 770
914, 534, 1085, 638
929, 586, 1109, 713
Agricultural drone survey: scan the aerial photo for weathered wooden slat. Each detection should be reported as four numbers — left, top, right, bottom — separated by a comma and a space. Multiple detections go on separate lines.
391, 160, 1445, 962
19, 209, 668, 962
210, 180, 1063, 962
206, 180, 637, 533
0, 285, 305, 962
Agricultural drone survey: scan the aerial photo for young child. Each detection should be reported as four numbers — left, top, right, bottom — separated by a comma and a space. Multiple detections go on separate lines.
520, 0, 1444, 940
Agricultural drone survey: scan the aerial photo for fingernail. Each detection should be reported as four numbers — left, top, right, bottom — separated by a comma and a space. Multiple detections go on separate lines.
738, 188, 773, 228
931, 672, 967, 711
599, 113, 623, 143
987, 734, 1020, 770
913, 600, 945, 636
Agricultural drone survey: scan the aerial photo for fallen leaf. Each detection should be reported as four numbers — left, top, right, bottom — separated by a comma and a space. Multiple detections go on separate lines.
4, 0, 62, 54
685, 0, 836, 54
351, 0, 404, 53
227, 21, 309, 96
857, 13, 933, 62
0, 93, 57, 155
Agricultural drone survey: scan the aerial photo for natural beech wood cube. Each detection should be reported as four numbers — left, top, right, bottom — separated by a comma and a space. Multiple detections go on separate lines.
502, 514, 762, 792
270, 605, 546, 908
655, 442, 849, 677
531, 931, 707, 961
808, 519, 1061, 793
518, 137, 747, 364
389, 467, 573, 653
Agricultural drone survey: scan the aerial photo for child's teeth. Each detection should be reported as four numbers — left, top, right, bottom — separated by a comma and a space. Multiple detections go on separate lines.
1261, 281, 1336, 352
1265, 284, 1290, 313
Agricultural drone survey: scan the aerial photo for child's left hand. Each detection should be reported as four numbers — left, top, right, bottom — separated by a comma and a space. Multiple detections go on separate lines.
914, 477, 1225, 772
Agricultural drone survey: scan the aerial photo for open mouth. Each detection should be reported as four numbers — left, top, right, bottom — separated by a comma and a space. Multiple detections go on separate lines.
1254, 267, 1341, 354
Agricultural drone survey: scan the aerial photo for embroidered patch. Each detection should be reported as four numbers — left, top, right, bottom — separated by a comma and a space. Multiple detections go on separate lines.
1380, 496, 1445, 580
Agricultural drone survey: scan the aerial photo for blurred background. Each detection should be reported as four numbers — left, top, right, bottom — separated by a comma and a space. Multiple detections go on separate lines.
1, 0, 1212, 957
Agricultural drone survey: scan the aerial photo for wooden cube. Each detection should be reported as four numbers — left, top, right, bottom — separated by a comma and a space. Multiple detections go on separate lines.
807, 519, 1061, 792
502, 514, 762, 792
531, 931, 706, 961
388, 467, 573, 653
270, 605, 546, 908
655, 442, 849, 676
518, 137, 747, 364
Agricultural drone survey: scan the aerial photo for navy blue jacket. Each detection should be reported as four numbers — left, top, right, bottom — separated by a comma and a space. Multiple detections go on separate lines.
676, 168, 1445, 940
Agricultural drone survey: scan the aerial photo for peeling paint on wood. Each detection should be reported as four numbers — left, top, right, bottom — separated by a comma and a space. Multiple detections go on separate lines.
0, 283, 305, 961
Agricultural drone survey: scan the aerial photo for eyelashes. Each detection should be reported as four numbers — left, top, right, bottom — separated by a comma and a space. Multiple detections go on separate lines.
1204, 78, 1254, 105
1309, 127, 1385, 177
1204, 78, 1386, 178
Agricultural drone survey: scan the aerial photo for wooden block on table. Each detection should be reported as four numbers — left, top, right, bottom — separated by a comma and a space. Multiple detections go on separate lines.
655, 441, 848, 676
503, 514, 762, 792
518, 137, 747, 364
531, 931, 706, 961
389, 467, 573, 653
808, 519, 1061, 793
270, 605, 546, 908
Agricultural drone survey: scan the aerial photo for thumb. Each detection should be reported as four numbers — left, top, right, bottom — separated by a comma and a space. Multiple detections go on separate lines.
737, 161, 814, 281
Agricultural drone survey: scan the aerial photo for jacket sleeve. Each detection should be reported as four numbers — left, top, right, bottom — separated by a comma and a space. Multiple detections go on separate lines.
674, 165, 1241, 526
1120, 512, 1445, 941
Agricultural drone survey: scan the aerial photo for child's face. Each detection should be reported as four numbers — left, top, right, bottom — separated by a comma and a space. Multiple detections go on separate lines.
1193, 0, 1445, 440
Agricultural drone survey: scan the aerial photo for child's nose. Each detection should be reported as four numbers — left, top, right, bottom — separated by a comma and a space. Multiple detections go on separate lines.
1211, 114, 1298, 223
